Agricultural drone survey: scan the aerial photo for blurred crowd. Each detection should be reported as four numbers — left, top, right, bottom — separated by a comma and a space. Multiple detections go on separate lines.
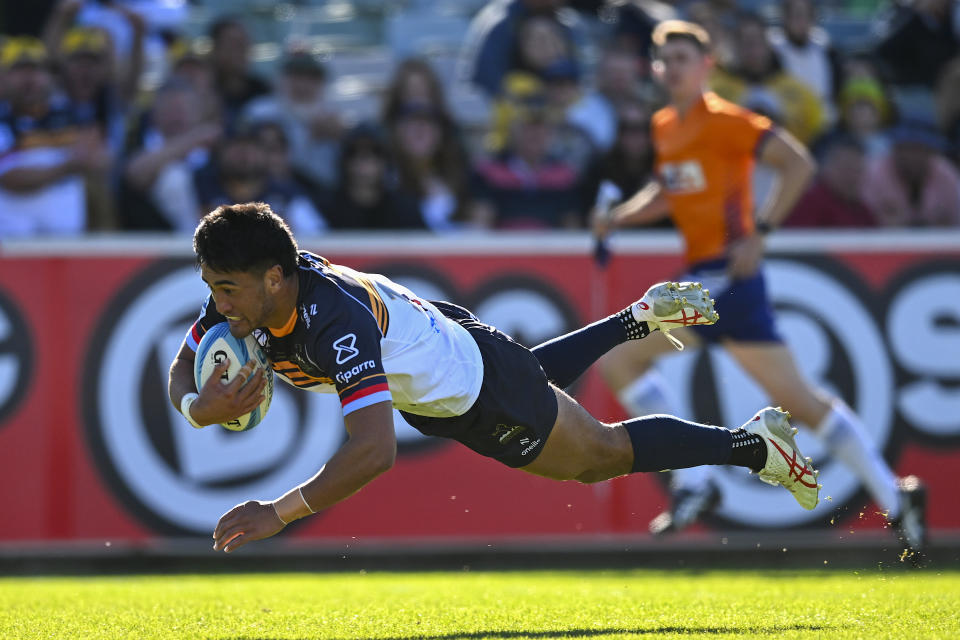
1, 0, 958, 237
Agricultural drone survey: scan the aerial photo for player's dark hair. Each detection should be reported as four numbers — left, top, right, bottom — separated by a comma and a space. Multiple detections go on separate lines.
651, 20, 711, 55
193, 202, 299, 277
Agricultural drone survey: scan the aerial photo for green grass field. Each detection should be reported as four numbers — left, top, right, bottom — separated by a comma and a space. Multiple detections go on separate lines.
2, 568, 958, 639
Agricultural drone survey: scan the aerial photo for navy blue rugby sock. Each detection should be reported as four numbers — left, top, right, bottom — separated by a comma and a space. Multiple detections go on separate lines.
623, 415, 766, 473
532, 308, 650, 389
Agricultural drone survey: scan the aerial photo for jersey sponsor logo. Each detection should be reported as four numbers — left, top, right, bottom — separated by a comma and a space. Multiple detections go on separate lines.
0, 287, 34, 426
335, 359, 377, 385
660, 160, 707, 194
332, 333, 359, 364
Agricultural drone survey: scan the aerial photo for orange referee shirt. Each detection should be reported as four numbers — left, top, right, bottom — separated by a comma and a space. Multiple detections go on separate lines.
652, 92, 773, 265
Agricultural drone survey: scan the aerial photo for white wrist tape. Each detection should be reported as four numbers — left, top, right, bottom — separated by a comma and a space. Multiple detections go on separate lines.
272, 501, 290, 525
180, 393, 203, 429
299, 487, 316, 514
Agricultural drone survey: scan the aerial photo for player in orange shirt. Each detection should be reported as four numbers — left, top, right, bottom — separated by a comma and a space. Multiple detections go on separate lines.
594, 21, 925, 557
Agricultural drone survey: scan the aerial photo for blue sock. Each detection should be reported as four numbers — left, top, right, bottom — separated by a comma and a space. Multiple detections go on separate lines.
532, 308, 650, 388
624, 414, 734, 472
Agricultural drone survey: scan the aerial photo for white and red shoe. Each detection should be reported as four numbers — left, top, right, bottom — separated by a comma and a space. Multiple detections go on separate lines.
631, 281, 719, 350
744, 407, 820, 510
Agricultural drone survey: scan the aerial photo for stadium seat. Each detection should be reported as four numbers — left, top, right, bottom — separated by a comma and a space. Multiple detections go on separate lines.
385, 9, 470, 58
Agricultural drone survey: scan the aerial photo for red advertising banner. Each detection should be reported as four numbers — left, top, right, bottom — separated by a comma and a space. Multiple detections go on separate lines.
0, 233, 958, 544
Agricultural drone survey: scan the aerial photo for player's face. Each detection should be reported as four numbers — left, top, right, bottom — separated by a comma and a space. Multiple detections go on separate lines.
653, 39, 710, 101
201, 266, 273, 338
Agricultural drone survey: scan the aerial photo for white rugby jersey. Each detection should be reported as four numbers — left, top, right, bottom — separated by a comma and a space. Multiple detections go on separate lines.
187, 251, 483, 417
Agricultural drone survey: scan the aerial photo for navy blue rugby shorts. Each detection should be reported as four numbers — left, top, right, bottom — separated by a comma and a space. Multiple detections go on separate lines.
399, 301, 559, 468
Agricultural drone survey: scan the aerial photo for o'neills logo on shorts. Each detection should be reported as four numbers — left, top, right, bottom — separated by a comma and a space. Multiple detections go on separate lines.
336, 360, 376, 384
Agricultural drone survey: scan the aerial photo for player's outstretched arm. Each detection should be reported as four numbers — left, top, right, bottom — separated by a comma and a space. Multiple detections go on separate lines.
167, 341, 266, 428
211, 400, 397, 553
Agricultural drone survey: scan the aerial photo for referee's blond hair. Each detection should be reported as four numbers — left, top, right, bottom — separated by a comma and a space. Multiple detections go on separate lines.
651, 20, 711, 54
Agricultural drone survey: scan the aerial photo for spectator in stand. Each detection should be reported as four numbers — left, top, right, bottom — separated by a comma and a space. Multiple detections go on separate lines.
566, 47, 643, 152
584, 99, 667, 228
382, 58, 453, 120
936, 56, 960, 164
381, 58, 467, 163
470, 97, 584, 229
206, 16, 269, 126
477, 5, 595, 168
379, 59, 472, 231
768, 0, 843, 122
0, 37, 114, 236
388, 104, 471, 232
51, 26, 136, 156
321, 123, 423, 230
685, 1, 737, 69
42, 1, 145, 154
166, 37, 221, 126
459, 0, 586, 97
873, 0, 960, 87
539, 59, 596, 171
514, 14, 576, 80
711, 11, 825, 145
483, 9, 579, 133
244, 50, 343, 188
830, 75, 894, 158
787, 134, 877, 228
861, 116, 960, 227
252, 120, 328, 235
192, 125, 326, 235
484, 70, 599, 188
605, 0, 677, 62
121, 80, 219, 231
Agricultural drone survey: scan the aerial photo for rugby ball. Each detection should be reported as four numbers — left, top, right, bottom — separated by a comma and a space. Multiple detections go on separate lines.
193, 322, 273, 431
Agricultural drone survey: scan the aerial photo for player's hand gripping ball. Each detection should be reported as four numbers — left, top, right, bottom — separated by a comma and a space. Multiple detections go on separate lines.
194, 322, 273, 431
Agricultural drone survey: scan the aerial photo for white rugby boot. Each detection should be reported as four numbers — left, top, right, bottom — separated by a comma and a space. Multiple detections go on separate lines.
744, 407, 820, 510
630, 281, 719, 350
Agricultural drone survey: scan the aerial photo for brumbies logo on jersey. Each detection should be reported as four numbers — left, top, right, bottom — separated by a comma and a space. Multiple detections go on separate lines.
332, 333, 359, 364
660, 160, 707, 194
